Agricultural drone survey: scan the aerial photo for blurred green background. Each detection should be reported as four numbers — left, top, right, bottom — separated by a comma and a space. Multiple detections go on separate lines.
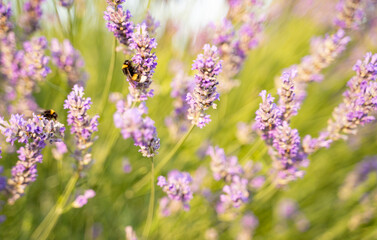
1, 0, 377, 239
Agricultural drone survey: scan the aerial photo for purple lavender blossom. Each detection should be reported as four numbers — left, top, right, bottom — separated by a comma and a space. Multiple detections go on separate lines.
334, 0, 364, 30
19, 0, 45, 35
157, 170, 193, 210
237, 212, 259, 240
206, 146, 243, 182
113, 95, 160, 158
122, 158, 132, 173
143, 12, 160, 36
220, 176, 249, 208
186, 44, 222, 128
214, 3, 264, 93
277, 199, 298, 219
58, 0, 74, 8
0, 215, 5, 224
212, 19, 235, 48
72, 189, 96, 208
0, 166, 6, 191
302, 132, 332, 155
104, 0, 133, 47
127, 24, 158, 102
125, 226, 138, 240
0, 114, 65, 204
52, 141, 68, 160
339, 156, 377, 200
165, 61, 194, 139
292, 29, 350, 104
254, 90, 282, 141
272, 122, 308, 185
325, 52, 377, 141
23, 36, 51, 80
2, 36, 51, 114
233, 12, 263, 61
51, 39, 87, 86
64, 85, 99, 169
0, 1, 12, 38
278, 69, 299, 121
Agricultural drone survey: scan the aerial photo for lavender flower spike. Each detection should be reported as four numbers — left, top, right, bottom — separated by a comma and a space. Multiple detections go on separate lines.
278, 69, 299, 121
220, 175, 249, 208
206, 146, 243, 182
254, 90, 282, 141
104, 0, 133, 47
0, 1, 12, 38
19, 0, 45, 35
113, 95, 160, 157
272, 121, 308, 185
59, 0, 74, 8
128, 23, 158, 102
64, 85, 99, 169
334, 0, 364, 30
51, 39, 87, 86
0, 114, 65, 204
325, 52, 377, 141
157, 170, 193, 211
186, 44, 222, 128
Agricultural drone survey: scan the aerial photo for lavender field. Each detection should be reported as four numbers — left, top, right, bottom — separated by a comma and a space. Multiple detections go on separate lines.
1, 0, 377, 239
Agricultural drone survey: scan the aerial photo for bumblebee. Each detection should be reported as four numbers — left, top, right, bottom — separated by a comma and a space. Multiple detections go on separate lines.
38, 109, 58, 120
122, 60, 139, 82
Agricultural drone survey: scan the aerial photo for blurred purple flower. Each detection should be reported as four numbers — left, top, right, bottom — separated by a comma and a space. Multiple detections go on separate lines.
157, 170, 193, 210
165, 61, 194, 139
51, 39, 87, 86
0, 35, 50, 114
186, 44, 222, 128
72, 189, 96, 208
277, 199, 298, 219
64, 85, 99, 169
20, 0, 45, 35
59, 0, 74, 7
142, 12, 160, 36
292, 29, 350, 105
125, 225, 138, 240
0, 1, 12, 38
206, 146, 243, 182
113, 95, 160, 158
220, 175, 249, 208
122, 158, 132, 173
334, 0, 364, 30
339, 156, 377, 200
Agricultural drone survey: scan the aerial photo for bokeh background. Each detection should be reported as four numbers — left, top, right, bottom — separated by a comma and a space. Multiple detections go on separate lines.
1, 0, 377, 239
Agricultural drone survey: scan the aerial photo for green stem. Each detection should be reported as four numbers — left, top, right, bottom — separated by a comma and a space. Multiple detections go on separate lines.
52, 0, 67, 38
143, 158, 155, 238
31, 173, 80, 240
98, 38, 117, 116
67, 7, 74, 45
131, 124, 195, 193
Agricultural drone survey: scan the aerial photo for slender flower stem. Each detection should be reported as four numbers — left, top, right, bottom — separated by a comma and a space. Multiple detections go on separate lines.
67, 7, 74, 45
31, 173, 80, 240
98, 38, 117, 116
131, 124, 195, 193
143, 158, 155, 239
52, 0, 67, 38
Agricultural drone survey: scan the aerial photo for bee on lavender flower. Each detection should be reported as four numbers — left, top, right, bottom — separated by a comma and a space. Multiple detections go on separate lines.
38, 109, 58, 120
122, 60, 139, 82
